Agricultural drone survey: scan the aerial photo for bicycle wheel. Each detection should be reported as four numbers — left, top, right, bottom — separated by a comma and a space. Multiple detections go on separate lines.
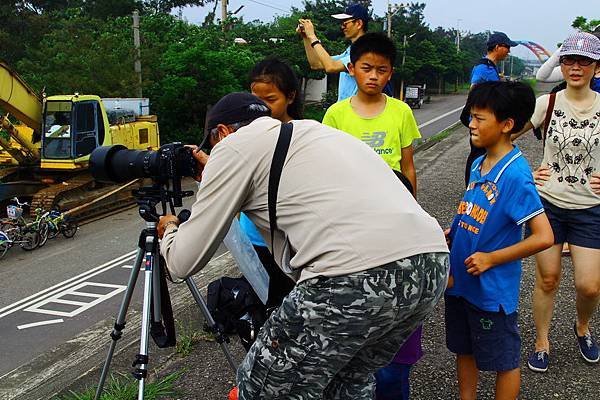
20, 231, 40, 251
37, 221, 49, 247
61, 221, 78, 238
0, 234, 10, 259
47, 223, 60, 239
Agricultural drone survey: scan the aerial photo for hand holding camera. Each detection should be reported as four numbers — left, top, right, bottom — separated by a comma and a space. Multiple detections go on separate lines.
188, 144, 209, 182
297, 18, 316, 41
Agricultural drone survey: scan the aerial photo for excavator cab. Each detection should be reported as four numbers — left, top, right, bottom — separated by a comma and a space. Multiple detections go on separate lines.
41, 95, 107, 170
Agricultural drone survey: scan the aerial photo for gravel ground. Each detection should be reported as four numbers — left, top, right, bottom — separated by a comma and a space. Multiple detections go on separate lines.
152, 127, 600, 400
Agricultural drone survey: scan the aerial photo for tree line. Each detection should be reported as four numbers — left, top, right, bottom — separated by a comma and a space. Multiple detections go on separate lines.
2, 0, 529, 144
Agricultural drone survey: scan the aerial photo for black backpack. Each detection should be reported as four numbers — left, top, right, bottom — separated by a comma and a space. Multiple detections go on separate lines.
206, 276, 267, 351
205, 122, 294, 352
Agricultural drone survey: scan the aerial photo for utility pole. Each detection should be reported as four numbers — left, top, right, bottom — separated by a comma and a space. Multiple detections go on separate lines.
132, 10, 142, 98
386, 1, 405, 38
221, 0, 228, 29
386, 1, 392, 38
456, 19, 462, 53
400, 33, 416, 100
455, 19, 461, 92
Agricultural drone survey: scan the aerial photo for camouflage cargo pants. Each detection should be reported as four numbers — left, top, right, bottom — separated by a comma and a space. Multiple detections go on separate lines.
237, 252, 449, 400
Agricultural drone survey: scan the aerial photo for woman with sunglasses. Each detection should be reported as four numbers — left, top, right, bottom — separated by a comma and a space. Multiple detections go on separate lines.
514, 32, 600, 373
536, 27, 600, 93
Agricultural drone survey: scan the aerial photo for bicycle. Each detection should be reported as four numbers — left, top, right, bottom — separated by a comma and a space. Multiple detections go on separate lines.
0, 224, 41, 258
0, 198, 42, 252
46, 209, 79, 239
32, 208, 51, 247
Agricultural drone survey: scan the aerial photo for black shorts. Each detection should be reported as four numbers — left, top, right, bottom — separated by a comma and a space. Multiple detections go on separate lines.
445, 295, 520, 372
539, 198, 600, 249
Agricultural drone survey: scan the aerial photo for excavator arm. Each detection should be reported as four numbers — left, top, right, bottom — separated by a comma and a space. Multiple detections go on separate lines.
0, 59, 42, 164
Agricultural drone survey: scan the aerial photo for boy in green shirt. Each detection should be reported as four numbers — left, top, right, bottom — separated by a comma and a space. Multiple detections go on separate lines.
322, 32, 421, 193
323, 32, 422, 400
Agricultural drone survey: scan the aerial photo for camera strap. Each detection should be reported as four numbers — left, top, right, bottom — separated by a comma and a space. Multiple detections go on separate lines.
149, 257, 177, 348
268, 122, 293, 253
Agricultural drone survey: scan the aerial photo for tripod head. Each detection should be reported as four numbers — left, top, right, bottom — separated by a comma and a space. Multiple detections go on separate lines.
132, 178, 194, 223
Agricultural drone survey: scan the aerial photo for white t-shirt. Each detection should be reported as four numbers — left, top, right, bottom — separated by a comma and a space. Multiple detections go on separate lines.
161, 117, 448, 282
531, 91, 600, 209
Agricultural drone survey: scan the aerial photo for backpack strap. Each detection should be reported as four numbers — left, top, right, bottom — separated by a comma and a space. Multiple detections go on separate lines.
268, 122, 293, 252
542, 92, 556, 146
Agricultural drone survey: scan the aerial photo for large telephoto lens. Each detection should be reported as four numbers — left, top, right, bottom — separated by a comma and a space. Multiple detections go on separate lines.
90, 145, 159, 183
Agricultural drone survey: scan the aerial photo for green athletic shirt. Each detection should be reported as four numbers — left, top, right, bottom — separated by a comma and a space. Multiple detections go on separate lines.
322, 95, 421, 171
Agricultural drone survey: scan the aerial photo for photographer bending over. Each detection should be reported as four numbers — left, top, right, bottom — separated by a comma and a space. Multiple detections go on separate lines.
158, 92, 449, 399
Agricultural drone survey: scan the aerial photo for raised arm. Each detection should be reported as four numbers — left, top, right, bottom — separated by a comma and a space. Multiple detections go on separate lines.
298, 19, 346, 73
536, 47, 563, 83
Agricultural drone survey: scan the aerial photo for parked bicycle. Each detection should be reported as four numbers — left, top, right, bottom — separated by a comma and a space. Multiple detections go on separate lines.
0, 198, 43, 254
46, 209, 78, 239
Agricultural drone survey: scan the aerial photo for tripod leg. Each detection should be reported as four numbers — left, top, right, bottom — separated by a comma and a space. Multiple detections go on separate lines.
134, 250, 155, 399
94, 248, 145, 400
185, 277, 239, 375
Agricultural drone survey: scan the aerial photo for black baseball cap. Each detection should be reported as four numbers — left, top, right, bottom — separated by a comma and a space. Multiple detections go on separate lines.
331, 3, 369, 23
487, 32, 518, 48
200, 92, 271, 151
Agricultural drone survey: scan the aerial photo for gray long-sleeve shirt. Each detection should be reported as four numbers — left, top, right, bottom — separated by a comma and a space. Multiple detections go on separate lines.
160, 117, 448, 282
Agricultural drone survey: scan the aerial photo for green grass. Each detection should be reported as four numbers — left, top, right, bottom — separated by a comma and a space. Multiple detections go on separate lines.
53, 371, 184, 400
415, 122, 462, 151
175, 319, 205, 357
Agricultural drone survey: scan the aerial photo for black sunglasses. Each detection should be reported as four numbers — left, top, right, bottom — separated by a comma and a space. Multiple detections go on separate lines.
560, 55, 596, 66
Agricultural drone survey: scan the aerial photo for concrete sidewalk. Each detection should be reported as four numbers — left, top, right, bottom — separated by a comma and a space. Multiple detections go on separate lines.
12, 125, 600, 399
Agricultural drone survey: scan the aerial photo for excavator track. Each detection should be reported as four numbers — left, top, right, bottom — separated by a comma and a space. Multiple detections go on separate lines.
29, 174, 140, 221
30, 173, 95, 213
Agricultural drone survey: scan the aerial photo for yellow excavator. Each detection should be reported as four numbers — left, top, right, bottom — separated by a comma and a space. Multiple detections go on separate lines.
0, 59, 160, 215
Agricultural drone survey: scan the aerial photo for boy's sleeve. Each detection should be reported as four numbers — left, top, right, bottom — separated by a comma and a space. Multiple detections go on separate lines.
399, 104, 421, 148
530, 94, 550, 129
504, 172, 544, 226
322, 104, 338, 128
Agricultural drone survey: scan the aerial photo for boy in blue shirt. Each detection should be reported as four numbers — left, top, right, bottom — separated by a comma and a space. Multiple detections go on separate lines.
445, 81, 554, 399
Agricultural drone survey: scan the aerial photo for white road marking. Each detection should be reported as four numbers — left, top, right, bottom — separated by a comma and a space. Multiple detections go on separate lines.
418, 105, 463, 129
24, 282, 126, 318
0, 251, 136, 319
17, 319, 64, 330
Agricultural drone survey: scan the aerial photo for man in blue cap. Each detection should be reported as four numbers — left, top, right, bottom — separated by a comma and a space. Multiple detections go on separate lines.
464, 31, 519, 186
470, 31, 518, 87
297, 3, 369, 101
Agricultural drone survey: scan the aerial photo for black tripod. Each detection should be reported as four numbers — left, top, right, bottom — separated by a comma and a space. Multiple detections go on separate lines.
94, 185, 237, 400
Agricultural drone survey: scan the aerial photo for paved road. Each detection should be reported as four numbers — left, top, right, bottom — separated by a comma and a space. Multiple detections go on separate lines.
413, 94, 466, 139
0, 93, 466, 380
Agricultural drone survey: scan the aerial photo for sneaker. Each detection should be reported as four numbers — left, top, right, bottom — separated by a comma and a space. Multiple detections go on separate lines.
574, 323, 600, 363
527, 350, 549, 372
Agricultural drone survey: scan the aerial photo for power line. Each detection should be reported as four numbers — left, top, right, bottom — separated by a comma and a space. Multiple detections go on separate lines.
244, 0, 289, 13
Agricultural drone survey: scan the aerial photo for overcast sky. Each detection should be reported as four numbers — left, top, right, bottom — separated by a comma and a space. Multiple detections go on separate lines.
181, 0, 597, 60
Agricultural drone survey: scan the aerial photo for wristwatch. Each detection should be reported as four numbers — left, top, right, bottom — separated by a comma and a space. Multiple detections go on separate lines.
310, 39, 322, 48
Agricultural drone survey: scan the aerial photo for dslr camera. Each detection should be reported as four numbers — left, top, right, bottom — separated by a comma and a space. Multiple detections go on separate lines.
90, 142, 197, 184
